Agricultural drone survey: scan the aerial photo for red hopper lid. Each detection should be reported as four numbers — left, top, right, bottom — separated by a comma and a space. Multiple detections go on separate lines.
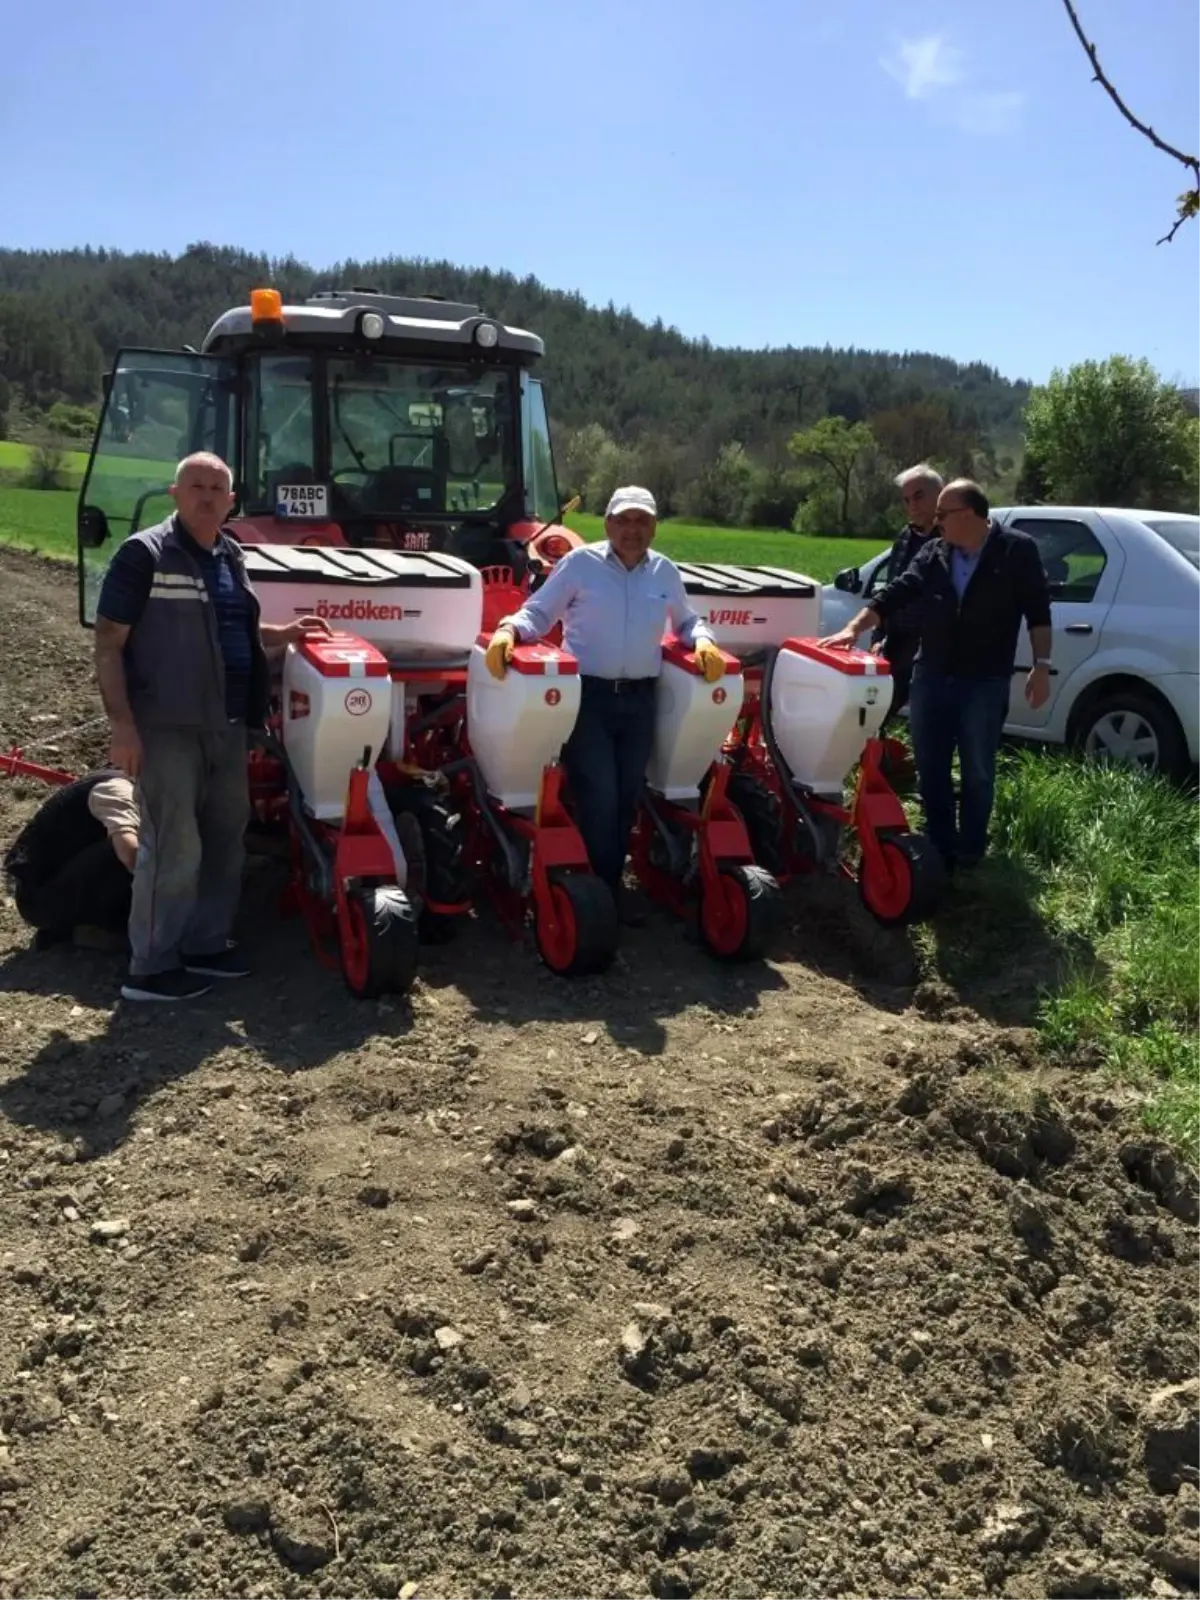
661, 635, 743, 676
780, 637, 892, 677
296, 631, 390, 678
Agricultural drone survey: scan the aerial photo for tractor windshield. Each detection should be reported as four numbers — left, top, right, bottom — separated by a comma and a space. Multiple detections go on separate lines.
328, 359, 515, 518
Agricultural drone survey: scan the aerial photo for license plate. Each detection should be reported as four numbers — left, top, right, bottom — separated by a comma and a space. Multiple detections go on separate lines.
275, 483, 329, 520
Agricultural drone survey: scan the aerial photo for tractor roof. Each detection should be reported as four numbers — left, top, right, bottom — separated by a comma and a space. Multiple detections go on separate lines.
201, 288, 544, 361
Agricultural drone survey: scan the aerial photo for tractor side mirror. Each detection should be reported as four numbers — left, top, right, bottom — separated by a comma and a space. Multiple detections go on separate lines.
833, 566, 863, 594
78, 505, 110, 549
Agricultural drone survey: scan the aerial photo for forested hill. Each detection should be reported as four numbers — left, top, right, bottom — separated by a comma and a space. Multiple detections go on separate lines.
0, 242, 1029, 455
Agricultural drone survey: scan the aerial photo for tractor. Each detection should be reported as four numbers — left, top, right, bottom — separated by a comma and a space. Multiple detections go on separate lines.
3, 285, 938, 996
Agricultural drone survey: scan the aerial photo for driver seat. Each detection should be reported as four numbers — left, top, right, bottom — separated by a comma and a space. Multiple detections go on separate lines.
364, 466, 445, 514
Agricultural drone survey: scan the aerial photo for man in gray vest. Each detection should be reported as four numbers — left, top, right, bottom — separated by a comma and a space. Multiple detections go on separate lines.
94, 452, 329, 1002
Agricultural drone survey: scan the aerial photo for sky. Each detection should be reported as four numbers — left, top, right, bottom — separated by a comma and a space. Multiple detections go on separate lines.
3, 0, 1197, 384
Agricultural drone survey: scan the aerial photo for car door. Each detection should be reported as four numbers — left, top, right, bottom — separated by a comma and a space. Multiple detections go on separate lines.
996, 509, 1122, 732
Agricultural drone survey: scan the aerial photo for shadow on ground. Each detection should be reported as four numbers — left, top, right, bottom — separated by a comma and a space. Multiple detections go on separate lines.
921, 853, 1103, 1027
0, 859, 410, 1156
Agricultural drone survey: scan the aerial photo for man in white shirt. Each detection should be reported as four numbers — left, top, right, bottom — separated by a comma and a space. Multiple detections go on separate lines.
486, 486, 724, 917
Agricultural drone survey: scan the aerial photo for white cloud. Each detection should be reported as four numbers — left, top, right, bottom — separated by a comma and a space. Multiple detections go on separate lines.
881, 32, 1022, 136
880, 34, 965, 101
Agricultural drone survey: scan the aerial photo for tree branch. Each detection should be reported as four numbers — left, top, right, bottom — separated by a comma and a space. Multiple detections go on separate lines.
1060, 0, 1200, 243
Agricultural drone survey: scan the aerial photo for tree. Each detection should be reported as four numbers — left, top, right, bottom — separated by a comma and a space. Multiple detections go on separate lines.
1061, 0, 1199, 245
869, 400, 979, 477
1023, 356, 1199, 509
787, 416, 878, 534
681, 441, 753, 525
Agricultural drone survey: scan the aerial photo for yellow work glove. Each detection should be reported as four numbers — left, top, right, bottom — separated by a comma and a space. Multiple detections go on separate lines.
693, 638, 725, 684
485, 628, 516, 680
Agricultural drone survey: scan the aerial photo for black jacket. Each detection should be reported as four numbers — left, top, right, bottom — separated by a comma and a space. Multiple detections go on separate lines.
871, 524, 938, 652
3, 771, 113, 898
872, 522, 1052, 679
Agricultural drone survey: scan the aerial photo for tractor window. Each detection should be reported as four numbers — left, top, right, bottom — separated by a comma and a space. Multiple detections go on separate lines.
522, 376, 560, 524
244, 354, 317, 513
78, 350, 236, 625
325, 359, 515, 519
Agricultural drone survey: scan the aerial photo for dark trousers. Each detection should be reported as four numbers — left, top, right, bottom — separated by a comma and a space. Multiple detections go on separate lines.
562, 679, 657, 893
878, 635, 917, 728
16, 842, 132, 936
908, 670, 1010, 866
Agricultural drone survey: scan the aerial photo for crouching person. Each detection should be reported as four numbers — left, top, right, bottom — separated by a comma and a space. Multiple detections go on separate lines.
3, 770, 139, 950
94, 451, 329, 1003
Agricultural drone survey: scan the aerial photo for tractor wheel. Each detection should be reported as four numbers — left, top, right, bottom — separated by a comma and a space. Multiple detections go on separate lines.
858, 832, 944, 928
727, 771, 786, 877
535, 873, 618, 977
390, 785, 468, 943
700, 864, 782, 963
340, 885, 419, 999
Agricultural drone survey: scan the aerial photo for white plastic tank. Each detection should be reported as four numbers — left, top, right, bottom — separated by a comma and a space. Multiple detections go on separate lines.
282, 631, 393, 818
769, 637, 893, 796
466, 638, 582, 809
646, 639, 745, 801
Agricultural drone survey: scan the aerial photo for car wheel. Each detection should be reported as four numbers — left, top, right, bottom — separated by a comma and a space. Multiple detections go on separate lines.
1075, 688, 1188, 779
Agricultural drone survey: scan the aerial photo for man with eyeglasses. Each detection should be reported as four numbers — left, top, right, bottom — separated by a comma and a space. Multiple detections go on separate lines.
871, 464, 943, 722
821, 479, 1052, 872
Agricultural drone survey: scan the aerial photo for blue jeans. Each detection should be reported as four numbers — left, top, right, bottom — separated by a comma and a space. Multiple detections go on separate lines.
908, 670, 1010, 866
562, 679, 657, 893
130, 726, 249, 975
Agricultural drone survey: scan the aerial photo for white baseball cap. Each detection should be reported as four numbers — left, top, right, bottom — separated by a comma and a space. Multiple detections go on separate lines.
605, 485, 657, 519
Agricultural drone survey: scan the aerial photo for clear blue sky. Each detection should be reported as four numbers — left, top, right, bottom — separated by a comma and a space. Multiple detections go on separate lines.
4, 0, 1197, 384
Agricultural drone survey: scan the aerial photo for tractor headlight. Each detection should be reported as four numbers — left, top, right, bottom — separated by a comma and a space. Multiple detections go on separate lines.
474, 321, 500, 349
361, 311, 385, 340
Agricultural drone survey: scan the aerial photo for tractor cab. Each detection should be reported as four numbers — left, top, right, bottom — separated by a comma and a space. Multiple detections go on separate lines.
77, 287, 570, 624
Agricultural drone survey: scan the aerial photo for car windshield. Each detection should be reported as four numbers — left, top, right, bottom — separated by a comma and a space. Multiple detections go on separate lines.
327, 359, 515, 517
1141, 516, 1200, 571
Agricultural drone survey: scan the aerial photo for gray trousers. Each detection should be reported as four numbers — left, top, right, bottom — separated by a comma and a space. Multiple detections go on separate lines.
130, 726, 249, 976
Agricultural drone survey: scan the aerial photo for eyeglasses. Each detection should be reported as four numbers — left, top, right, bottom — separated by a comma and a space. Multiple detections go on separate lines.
936, 505, 970, 519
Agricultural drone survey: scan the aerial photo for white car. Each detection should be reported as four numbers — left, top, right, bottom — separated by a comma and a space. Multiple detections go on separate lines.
821, 506, 1200, 777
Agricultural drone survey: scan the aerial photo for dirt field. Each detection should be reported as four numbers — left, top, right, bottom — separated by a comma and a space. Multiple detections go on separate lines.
0, 548, 1196, 1600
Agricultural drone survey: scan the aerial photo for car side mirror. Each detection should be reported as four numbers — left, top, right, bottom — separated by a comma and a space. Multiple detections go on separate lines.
78, 505, 109, 549
833, 566, 862, 594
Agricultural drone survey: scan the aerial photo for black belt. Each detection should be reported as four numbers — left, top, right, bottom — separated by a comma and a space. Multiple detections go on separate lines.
581, 675, 656, 695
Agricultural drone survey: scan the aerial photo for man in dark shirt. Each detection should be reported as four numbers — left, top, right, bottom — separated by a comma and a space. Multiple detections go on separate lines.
95, 452, 328, 1002
871, 464, 943, 722
821, 479, 1052, 871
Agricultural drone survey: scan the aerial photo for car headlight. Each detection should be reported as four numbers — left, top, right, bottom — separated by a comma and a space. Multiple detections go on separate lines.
474, 322, 500, 349
361, 312, 385, 340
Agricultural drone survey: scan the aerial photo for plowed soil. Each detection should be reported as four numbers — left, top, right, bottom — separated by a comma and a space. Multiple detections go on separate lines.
1, 547, 1196, 1600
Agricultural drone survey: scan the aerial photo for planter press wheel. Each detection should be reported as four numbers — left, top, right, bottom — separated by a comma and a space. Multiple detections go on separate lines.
390, 786, 468, 944
534, 873, 618, 978
340, 884, 420, 999
700, 864, 782, 963
857, 832, 944, 928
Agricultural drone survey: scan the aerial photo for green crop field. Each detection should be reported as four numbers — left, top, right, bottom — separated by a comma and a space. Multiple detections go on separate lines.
0, 485, 79, 560
0, 485, 882, 586
565, 512, 876, 583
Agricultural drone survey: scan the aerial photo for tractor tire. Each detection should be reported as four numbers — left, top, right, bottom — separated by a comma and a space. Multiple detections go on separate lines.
858, 832, 944, 928
535, 873, 618, 977
341, 885, 419, 1000
727, 771, 787, 877
390, 785, 469, 943
700, 863, 782, 963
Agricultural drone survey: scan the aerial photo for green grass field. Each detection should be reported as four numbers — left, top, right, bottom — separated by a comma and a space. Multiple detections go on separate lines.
0, 482, 879, 584
0, 485, 78, 560
566, 512, 869, 581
